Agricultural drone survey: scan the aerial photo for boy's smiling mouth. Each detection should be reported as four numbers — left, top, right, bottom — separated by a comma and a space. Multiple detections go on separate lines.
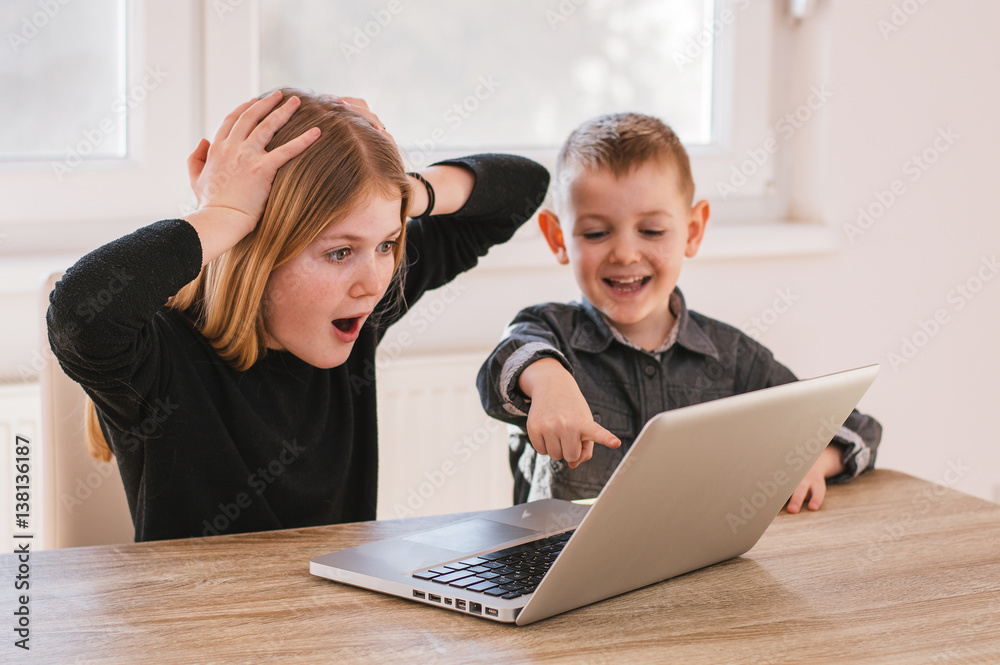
603, 276, 651, 294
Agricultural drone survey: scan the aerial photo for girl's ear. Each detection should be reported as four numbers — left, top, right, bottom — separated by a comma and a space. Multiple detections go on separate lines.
538, 209, 569, 265
684, 199, 710, 258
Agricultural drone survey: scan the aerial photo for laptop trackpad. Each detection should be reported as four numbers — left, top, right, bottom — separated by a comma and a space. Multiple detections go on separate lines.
402, 518, 538, 554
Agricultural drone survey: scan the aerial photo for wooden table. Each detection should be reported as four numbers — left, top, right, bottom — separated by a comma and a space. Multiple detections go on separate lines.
4, 470, 1000, 664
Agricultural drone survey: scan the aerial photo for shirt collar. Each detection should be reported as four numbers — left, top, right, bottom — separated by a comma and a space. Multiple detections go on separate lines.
572, 288, 720, 360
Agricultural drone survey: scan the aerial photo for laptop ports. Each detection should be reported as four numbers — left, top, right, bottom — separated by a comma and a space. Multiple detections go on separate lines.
456, 599, 467, 610
469, 602, 482, 615
485, 607, 499, 617
413, 590, 426, 599
428, 594, 442, 603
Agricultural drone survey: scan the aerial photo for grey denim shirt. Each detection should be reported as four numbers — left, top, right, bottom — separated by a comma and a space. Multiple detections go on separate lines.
477, 289, 882, 504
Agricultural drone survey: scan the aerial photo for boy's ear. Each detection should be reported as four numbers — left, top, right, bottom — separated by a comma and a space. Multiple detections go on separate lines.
538, 209, 569, 264
684, 199, 710, 258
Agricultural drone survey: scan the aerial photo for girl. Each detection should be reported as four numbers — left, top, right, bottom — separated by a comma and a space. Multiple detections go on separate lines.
47, 89, 549, 541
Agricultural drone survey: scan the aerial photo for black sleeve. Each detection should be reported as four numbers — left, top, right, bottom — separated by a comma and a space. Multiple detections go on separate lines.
373, 153, 550, 337
46, 219, 203, 424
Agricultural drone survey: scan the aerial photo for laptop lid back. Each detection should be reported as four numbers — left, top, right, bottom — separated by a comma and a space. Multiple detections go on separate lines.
515, 365, 879, 625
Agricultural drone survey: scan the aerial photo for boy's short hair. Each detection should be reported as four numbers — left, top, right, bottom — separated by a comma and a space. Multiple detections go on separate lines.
554, 112, 695, 207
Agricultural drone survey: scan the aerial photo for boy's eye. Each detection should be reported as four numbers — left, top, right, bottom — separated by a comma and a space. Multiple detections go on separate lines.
327, 248, 351, 262
378, 240, 398, 254
581, 231, 608, 240
640, 229, 665, 237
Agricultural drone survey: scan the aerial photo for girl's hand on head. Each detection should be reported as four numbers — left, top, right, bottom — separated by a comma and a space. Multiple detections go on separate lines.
188, 91, 321, 231
321, 95, 395, 145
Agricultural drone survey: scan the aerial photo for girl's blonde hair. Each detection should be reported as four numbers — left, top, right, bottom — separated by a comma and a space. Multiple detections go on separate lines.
86, 88, 411, 462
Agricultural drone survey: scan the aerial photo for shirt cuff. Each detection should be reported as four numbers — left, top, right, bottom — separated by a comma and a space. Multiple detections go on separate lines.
829, 426, 872, 483
499, 342, 572, 418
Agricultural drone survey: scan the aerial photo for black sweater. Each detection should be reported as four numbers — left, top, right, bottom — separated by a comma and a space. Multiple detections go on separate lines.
48, 153, 549, 542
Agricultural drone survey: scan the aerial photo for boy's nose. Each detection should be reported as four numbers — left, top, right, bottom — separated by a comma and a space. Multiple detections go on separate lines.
609, 236, 641, 264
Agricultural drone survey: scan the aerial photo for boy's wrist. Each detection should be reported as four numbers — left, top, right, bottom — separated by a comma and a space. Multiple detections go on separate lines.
517, 357, 573, 399
821, 443, 846, 478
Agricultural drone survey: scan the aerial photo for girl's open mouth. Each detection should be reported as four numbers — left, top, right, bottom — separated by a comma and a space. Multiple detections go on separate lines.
604, 276, 650, 294
332, 316, 362, 342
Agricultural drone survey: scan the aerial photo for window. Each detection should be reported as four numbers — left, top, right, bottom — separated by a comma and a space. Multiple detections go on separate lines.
260, 0, 716, 155
0, 0, 127, 162
254, 0, 784, 218
0, 1, 200, 253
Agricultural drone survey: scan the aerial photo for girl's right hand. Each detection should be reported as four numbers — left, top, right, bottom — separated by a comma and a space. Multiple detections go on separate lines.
183, 92, 320, 265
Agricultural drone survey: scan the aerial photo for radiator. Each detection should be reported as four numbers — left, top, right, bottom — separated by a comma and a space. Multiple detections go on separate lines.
375, 352, 513, 520
0, 382, 43, 550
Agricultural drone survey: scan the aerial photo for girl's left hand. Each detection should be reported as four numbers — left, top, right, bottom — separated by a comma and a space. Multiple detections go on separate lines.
321, 95, 395, 145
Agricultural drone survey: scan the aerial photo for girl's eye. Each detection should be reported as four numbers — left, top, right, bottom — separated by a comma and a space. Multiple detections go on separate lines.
641, 229, 665, 237
378, 240, 398, 254
582, 231, 608, 241
327, 248, 351, 262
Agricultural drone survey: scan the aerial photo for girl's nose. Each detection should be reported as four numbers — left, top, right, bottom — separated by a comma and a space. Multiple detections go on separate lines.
349, 255, 384, 298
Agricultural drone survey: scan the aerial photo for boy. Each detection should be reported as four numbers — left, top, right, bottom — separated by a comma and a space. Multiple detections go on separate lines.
477, 112, 881, 511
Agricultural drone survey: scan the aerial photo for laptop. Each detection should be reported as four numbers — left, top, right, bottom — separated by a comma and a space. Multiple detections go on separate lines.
311, 364, 879, 625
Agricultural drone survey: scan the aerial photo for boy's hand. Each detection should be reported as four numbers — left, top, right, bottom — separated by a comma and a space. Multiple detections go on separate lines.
518, 358, 621, 468
785, 444, 845, 513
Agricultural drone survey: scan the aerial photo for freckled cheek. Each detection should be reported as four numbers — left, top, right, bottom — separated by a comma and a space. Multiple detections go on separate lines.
375, 258, 398, 292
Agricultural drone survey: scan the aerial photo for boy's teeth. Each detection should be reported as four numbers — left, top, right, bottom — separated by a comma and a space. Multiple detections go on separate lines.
605, 276, 648, 292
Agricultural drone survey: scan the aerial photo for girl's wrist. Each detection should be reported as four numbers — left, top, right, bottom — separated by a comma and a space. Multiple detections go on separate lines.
183, 207, 258, 266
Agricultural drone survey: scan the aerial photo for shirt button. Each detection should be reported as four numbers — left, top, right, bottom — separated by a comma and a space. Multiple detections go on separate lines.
644, 365, 657, 377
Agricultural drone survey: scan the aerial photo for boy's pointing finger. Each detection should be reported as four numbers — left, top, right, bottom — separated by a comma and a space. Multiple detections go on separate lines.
583, 422, 621, 450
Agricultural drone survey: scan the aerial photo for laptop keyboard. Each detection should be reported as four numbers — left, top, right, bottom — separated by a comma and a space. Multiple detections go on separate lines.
411, 530, 575, 600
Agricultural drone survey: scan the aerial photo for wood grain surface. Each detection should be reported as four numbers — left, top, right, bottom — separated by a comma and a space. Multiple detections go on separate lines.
3, 470, 999, 664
